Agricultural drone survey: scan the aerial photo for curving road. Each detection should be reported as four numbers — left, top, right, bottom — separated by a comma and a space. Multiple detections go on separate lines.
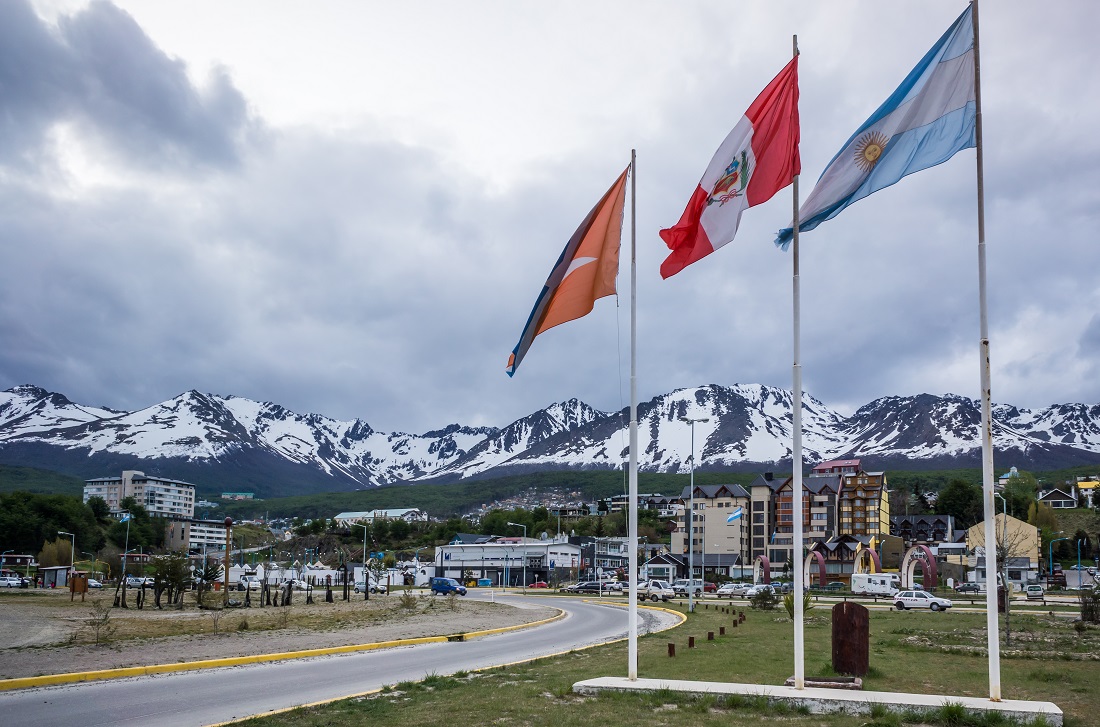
0, 595, 678, 727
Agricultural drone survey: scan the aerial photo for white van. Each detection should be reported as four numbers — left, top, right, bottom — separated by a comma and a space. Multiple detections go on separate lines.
850, 572, 900, 596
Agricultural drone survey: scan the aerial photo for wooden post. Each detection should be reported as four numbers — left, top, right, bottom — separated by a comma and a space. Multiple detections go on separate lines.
720, 626, 726, 635
688, 636, 695, 648
707, 631, 714, 641
668, 643, 676, 657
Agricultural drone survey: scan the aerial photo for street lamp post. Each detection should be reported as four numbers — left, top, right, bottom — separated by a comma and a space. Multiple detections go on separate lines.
1048, 535, 1068, 579
507, 522, 527, 592
994, 492, 1008, 590
119, 511, 132, 584
223, 517, 233, 607
679, 416, 709, 613
57, 531, 75, 584
352, 523, 369, 601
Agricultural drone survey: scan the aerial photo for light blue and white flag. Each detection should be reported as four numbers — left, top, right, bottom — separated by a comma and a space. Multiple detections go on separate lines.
726, 506, 744, 523
775, 6, 974, 249
120, 513, 131, 522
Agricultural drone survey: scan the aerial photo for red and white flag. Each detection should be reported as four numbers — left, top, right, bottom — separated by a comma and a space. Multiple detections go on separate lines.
659, 56, 799, 278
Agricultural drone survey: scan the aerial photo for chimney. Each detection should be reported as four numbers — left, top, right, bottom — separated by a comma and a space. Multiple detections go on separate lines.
764, 472, 773, 481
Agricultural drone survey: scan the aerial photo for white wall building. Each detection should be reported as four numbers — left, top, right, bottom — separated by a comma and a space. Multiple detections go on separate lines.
333, 508, 427, 526
83, 470, 195, 520
435, 538, 581, 587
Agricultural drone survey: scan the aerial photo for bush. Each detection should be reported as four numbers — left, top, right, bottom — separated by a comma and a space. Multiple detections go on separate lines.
749, 589, 779, 611
782, 591, 813, 620
1079, 588, 1100, 623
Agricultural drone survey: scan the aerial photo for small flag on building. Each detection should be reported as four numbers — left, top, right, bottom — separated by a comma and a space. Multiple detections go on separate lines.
726, 507, 744, 523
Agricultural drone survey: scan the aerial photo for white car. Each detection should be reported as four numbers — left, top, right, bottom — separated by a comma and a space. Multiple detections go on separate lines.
894, 590, 953, 611
0, 576, 23, 588
353, 581, 387, 594
716, 583, 752, 598
744, 584, 775, 598
86, 578, 103, 589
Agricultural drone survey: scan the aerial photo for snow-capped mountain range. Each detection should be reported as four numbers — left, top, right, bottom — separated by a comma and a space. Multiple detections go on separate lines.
2, 383, 1099, 497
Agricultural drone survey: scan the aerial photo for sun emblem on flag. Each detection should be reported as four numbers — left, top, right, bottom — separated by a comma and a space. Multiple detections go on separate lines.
707, 150, 750, 207
854, 131, 889, 172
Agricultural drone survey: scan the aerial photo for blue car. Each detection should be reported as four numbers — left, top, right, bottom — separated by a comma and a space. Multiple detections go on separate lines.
430, 577, 467, 596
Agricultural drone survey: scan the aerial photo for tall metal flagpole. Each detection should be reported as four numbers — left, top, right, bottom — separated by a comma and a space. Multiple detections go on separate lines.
628, 149, 640, 680
790, 34, 806, 692
972, 0, 1001, 702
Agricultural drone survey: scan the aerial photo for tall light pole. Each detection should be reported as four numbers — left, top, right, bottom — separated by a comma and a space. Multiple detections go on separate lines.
1049, 535, 1069, 579
994, 492, 1008, 590
679, 415, 709, 613
222, 517, 233, 607
57, 531, 75, 584
120, 511, 132, 584
352, 523, 369, 600
507, 522, 527, 592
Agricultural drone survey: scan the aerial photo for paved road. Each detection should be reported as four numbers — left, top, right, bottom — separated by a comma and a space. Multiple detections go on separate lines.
0, 595, 677, 727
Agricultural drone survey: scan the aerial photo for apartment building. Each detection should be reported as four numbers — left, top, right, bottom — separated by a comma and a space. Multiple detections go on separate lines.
672, 484, 751, 569
83, 470, 196, 520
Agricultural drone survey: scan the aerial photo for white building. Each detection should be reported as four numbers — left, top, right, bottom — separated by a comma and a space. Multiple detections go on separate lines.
332, 508, 427, 526
188, 520, 229, 551
83, 470, 196, 520
435, 538, 581, 587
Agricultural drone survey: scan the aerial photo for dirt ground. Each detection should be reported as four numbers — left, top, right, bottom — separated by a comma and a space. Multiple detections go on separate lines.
0, 587, 558, 680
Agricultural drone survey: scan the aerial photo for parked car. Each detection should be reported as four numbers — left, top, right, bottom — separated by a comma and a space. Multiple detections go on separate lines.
716, 582, 752, 598
124, 575, 152, 588
638, 580, 675, 602
237, 576, 262, 591
0, 576, 23, 588
558, 582, 579, 593
894, 590, 953, 611
86, 578, 103, 589
823, 582, 845, 591
954, 582, 982, 594
353, 581, 387, 594
1024, 584, 1045, 600
528, 581, 549, 588
573, 581, 612, 593
672, 579, 714, 596
430, 577, 467, 596
744, 584, 775, 598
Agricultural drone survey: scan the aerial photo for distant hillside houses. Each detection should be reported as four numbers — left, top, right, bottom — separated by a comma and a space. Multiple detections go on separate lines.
333, 508, 427, 526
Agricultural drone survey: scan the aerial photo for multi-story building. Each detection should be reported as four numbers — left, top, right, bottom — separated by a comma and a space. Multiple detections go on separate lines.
672, 484, 751, 575
764, 475, 842, 567
83, 470, 196, 520
837, 469, 890, 537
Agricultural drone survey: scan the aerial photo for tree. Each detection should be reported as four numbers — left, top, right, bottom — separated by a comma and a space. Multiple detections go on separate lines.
1027, 501, 1060, 533
936, 479, 983, 528
38, 538, 71, 568
151, 552, 191, 608
86, 496, 111, 522
195, 559, 223, 608
1002, 470, 1038, 519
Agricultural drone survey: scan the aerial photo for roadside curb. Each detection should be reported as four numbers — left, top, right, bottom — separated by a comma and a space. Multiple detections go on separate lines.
0, 608, 565, 693
207, 602, 685, 726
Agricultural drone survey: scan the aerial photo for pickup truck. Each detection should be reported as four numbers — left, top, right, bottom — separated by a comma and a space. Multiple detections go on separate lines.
638, 579, 675, 602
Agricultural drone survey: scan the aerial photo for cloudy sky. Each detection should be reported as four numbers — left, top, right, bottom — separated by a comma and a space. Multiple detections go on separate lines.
2, 0, 1098, 435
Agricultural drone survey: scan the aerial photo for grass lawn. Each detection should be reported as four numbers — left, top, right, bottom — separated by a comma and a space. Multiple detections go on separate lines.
241, 600, 1098, 727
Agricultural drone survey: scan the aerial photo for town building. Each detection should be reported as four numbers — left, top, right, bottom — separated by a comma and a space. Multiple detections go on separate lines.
891, 514, 956, 545
965, 513, 1040, 590
332, 508, 427, 526
1037, 487, 1077, 510
672, 484, 751, 574
433, 536, 581, 586
84, 470, 196, 520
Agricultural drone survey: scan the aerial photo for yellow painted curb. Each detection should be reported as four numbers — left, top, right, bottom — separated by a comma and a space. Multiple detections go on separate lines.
0, 608, 564, 693
207, 603, 683, 726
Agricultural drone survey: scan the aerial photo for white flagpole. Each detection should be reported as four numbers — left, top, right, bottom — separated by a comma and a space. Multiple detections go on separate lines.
790, 35, 805, 691
628, 148, 640, 680
972, 0, 1001, 702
